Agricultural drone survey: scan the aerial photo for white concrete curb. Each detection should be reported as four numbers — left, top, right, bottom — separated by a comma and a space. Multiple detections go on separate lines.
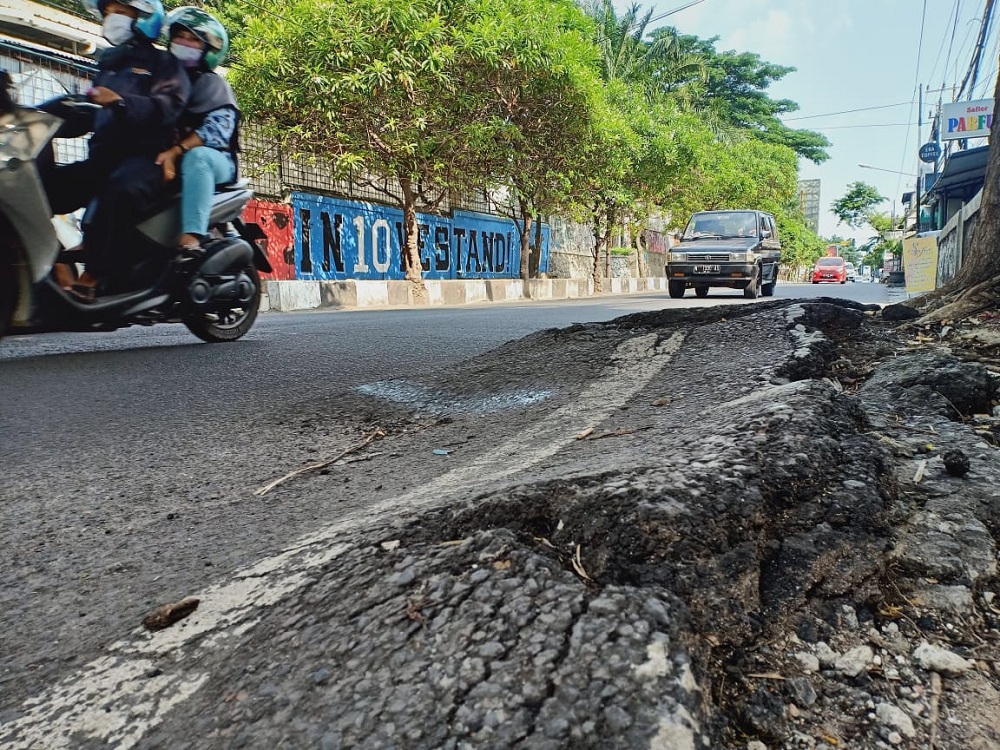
263, 278, 670, 311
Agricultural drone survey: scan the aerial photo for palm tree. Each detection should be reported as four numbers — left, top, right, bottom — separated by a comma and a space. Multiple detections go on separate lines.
582, 0, 706, 99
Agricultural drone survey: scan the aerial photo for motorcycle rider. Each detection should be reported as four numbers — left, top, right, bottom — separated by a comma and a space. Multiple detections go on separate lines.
155, 7, 240, 254
44, 0, 189, 299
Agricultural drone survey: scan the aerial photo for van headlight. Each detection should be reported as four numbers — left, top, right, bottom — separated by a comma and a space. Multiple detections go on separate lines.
668, 252, 687, 262
731, 252, 755, 262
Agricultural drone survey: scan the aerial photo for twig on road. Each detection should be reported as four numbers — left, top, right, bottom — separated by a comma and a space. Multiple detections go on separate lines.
254, 427, 386, 496
928, 671, 942, 749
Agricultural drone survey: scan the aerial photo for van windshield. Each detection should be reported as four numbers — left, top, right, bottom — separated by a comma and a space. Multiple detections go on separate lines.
682, 212, 759, 240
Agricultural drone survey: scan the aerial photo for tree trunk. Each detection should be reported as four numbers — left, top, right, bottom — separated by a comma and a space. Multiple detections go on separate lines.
518, 198, 532, 281
604, 207, 613, 281
591, 206, 605, 292
531, 213, 543, 277
399, 177, 425, 288
635, 229, 648, 278
916, 67, 1000, 322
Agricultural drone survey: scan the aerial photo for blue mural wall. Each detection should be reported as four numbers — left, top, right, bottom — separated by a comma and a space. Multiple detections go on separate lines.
292, 192, 550, 281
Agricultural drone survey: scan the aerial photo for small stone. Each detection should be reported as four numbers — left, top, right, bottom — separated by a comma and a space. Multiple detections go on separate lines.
603, 706, 632, 731
142, 597, 200, 632
785, 677, 817, 707
835, 645, 873, 677
312, 667, 332, 686
747, 742, 768, 750
795, 652, 820, 674
392, 567, 416, 587
913, 642, 973, 675
942, 449, 970, 477
478, 641, 504, 659
814, 642, 838, 668
876, 703, 916, 738
888, 731, 903, 745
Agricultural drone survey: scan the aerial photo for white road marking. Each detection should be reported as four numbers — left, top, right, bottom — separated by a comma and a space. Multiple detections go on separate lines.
0, 331, 685, 749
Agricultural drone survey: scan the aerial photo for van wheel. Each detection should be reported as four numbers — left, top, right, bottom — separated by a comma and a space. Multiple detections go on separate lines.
668, 280, 685, 299
183, 267, 261, 343
694, 285, 709, 298
743, 268, 761, 299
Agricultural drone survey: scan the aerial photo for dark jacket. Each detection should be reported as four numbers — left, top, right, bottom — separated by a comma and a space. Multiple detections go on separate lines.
177, 69, 241, 171
89, 39, 190, 162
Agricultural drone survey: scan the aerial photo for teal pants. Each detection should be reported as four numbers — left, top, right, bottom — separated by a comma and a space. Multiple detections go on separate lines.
181, 146, 235, 237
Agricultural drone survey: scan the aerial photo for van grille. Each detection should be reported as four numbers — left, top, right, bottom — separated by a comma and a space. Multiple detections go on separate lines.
691, 254, 731, 262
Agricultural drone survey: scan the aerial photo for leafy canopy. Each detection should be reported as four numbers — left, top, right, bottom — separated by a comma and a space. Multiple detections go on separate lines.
832, 182, 888, 228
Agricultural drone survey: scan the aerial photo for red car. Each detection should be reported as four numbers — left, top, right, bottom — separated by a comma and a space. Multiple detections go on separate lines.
812, 257, 847, 284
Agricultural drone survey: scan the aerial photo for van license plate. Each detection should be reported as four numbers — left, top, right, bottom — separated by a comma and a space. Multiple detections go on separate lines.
694, 265, 720, 274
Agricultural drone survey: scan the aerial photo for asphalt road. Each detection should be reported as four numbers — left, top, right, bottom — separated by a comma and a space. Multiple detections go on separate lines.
0, 281, 895, 465
0, 281, 896, 743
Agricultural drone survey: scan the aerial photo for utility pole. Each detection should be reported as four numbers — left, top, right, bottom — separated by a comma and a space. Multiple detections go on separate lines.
916, 84, 922, 234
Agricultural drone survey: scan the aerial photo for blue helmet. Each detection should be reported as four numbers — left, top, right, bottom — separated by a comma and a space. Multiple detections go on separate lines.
82, 0, 165, 41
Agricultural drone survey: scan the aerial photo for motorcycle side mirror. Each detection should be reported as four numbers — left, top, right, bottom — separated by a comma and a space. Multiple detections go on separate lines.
0, 70, 16, 115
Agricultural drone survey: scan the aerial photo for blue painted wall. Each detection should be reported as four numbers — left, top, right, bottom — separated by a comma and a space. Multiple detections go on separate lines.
292, 192, 550, 281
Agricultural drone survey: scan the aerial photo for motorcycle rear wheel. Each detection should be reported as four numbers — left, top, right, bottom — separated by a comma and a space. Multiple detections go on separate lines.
182, 266, 261, 343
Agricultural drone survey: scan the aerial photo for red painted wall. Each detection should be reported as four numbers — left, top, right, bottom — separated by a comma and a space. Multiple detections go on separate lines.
243, 200, 296, 280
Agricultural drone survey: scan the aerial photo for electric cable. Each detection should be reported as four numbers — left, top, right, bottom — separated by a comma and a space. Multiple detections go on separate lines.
781, 102, 912, 122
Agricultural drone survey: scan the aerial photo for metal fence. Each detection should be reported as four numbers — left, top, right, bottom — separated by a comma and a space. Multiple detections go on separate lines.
0, 38, 92, 163
3, 40, 528, 221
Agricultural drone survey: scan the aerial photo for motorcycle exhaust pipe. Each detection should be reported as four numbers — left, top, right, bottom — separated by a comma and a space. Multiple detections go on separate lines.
189, 271, 256, 307
197, 238, 253, 275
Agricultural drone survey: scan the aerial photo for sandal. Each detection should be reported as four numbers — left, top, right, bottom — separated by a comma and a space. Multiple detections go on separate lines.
69, 281, 99, 302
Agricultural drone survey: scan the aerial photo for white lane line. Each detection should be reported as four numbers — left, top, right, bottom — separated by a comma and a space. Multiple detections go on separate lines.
0, 331, 684, 749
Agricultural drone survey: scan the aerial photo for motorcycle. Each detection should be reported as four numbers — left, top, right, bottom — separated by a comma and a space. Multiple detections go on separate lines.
0, 70, 272, 344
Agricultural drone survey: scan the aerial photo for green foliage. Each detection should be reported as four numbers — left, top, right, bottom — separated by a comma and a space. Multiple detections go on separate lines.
777, 211, 826, 269
215, 0, 823, 282
831, 182, 888, 228
647, 29, 829, 163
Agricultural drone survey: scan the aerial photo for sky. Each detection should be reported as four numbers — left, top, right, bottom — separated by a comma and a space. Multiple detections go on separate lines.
645, 0, 998, 243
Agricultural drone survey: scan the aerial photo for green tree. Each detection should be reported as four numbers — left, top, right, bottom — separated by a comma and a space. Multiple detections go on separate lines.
230, 0, 600, 286
776, 212, 825, 278
831, 182, 887, 229
473, 0, 605, 279
649, 29, 829, 163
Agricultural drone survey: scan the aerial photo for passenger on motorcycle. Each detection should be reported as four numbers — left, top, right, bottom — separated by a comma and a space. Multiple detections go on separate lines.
44, 0, 190, 300
155, 7, 240, 254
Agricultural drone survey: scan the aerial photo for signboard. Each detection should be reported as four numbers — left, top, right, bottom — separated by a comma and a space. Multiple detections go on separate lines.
884, 229, 904, 240
941, 98, 994, 141
919, 141, 941, 162
902, 236, 939, 293
291, 192, 550, 281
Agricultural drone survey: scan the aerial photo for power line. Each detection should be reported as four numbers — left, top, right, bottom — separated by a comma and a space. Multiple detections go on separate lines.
641, 0, 709, 29
925, 0, 962, 86
895, 0, 928, 202
959, 0, 997, 98
809, 123, 919, 131
781, 101, 912, 122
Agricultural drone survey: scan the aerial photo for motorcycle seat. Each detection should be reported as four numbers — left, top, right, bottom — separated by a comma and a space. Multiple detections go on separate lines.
216, 178, 250, 192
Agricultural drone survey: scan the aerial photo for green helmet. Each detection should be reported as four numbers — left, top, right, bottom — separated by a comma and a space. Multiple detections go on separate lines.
164, 6, 229, 70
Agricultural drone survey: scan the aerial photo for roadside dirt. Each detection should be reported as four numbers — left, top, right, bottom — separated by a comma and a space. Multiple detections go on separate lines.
389, 298, 1000, 749
6, 297, 998, 750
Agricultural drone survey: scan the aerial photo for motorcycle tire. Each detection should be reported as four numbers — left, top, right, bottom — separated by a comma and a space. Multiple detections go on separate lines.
182, 266, 261, 343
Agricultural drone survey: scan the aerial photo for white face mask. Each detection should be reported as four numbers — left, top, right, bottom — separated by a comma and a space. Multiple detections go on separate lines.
169, 43, 203, 68
102, 13, 134, 46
